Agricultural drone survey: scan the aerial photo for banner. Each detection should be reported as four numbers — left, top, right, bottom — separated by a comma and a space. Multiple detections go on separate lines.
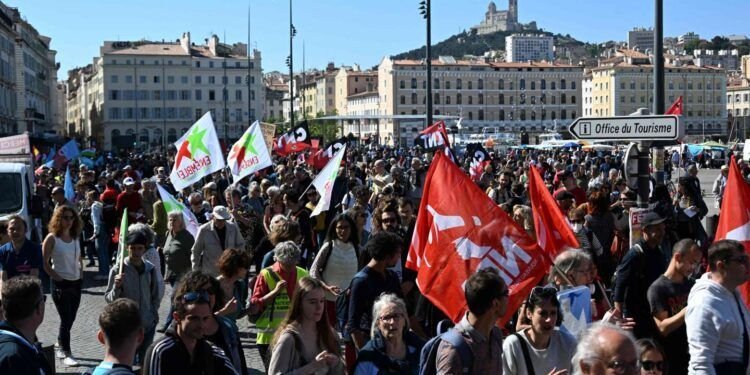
466, 143, 490, 182
260, 122, 277, 153
274, 121, 311, 156
414, 120, 450, 151
0, 133, 30, 154
64, 166, 75, 202
629, 208, 652, 248
157, 184, 200, 237
227, 121, 273, 181
308, 137, 347, 170
169, 112, 226, 191
406, 152, 548, 324
528, 165, 579, 260
557, 286, 592, 338
309, 144, 347, 217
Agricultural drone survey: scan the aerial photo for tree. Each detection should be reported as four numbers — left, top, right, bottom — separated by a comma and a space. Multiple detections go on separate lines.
683, 39, 701, 54
308, 110, 339, 144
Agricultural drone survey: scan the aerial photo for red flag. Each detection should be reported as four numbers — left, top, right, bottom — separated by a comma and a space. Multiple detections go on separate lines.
527, 166, 580, 260
273, 122, 311, 156
406, 152, 549, 324
666, 96, 683, 115
715, 156, 750, 306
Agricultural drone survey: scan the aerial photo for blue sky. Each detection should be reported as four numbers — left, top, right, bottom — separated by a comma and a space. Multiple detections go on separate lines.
12, 0, 750, 78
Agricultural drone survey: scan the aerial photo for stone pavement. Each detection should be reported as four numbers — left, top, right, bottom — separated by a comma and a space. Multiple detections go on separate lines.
36, 266, 265, 374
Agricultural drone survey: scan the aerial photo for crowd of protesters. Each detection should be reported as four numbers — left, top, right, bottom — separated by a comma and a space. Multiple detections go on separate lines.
0, 141, 748, 375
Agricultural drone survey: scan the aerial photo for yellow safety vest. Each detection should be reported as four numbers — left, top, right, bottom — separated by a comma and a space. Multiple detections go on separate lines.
255, 266, 308, 345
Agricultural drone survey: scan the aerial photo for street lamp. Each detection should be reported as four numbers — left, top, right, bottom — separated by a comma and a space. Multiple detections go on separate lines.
419, 0, 432, 128
288, 0, 296, 128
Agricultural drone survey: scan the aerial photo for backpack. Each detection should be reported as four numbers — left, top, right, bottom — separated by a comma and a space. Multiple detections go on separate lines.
335, 270, 368, 337
418, 325, 473, 375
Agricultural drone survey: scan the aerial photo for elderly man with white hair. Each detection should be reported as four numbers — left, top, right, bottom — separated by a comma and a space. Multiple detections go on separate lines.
572, 322, 639, 375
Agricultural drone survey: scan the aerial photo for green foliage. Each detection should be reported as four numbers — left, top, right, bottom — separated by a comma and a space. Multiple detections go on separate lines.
683, 39, 701, 54
308, 110, 339, 143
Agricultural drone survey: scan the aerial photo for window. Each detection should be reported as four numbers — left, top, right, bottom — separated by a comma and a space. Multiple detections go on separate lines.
551, 82, 556, 90
571, 81, 576, 90
167, 76, 174, 84
457, 93, 462, 104
509, 81, 514, 90
209, 76, 216, 84
520, 109, 526, 121
209, 90, 216, 101
499, 79, 504, 90
195, 109, 203, 120
108, 108, 121, 119
235, 90, 242, 101
400, 95, 406, 104
109, 90, 120, 100
468, 112, 473, 120
422, 81, 426, 89
140, 76, 146, 84
499, 94, 504, 105
434, 78, 440, 89
166, 90, 177, 100
195, 76, 202, 84
531, 81, 535, 90
209, 61, 214, 68
400, 80, 405, 89
530, 110, 535, 121
445, 95, 451, 105
411, 78, 417, 89
434, 93, 440, 104
560, 79, 566, 90
139, 108, 149, 119
457, 79, 462, 90
551, 111, 556, 120
468, 81, 473, 90
551, 95, 556, 105
222, 76, 228, 85
411, 93, 417, 104
154, 76, 161, 83
468, 96, 473, 105
509, 96, 514, 105
561, 109, 567, 120
235, 76, 242, 84
540, 79, 546, 90
111, 75, 119, 83
445, 81, 451, 90
478, 94, 484, 105
181, 90, 191, 100
478, 79, 484, 90
500, 109, 505, 120
153, 108, 162, 119
520, 79, 525, 90
478, 110, 484, 121
125, 75, 133, 84
571, 111, 576, 119
153, 90, 162, 100
235, 108, 243, 122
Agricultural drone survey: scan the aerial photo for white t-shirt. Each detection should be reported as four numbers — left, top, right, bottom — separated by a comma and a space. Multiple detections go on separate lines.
502, 328, 577, 375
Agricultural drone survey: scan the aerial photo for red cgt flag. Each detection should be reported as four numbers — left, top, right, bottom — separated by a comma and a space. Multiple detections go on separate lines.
666, 95, 683, 116
527, 165, 580, 261
406, 152, 549, 324
715, 156, 750, 306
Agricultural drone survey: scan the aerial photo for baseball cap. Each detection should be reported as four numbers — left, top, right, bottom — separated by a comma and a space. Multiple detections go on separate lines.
123, 177, 135, 186
641, 212, 666, 228
212, 206, 231, 220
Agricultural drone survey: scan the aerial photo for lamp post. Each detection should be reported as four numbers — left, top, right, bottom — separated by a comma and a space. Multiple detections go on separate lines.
287, 0, 296, 128
419, 0, 432, 128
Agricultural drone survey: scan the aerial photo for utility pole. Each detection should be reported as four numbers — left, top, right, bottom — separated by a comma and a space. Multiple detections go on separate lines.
288, 0, 295, 128
419, 0, 432, 128
247, 2, 252, 126
651, 0, 666, 188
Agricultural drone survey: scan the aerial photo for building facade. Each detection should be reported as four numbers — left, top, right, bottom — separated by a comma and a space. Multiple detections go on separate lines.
334, 67, 377, 117
263, 87, 285, 122
344, 91, 380, 137
66, 33, 265, 150
0, 2, 60, 137
378, 56, 583, 146
678, 32, 700, 45
586, 57, 727, 137
505, 34, 553, 62
470, 0, 531, 35
628, 27, 655, 52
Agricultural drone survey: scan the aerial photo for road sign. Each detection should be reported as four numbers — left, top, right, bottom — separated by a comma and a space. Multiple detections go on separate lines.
568, 115, 681, 140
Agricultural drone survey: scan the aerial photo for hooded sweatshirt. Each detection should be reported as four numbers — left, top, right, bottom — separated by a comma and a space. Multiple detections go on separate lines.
104, 257, 160, 331
686, 273, 750, 375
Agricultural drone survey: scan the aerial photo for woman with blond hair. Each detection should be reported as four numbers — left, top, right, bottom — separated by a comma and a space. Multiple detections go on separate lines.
512, 204, 535, 240
268, 277, 344, 374
42, 205, 84, 366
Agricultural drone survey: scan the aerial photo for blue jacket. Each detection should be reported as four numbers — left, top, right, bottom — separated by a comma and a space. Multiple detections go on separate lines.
355, 330, 425, 375
0, 321, 53, 375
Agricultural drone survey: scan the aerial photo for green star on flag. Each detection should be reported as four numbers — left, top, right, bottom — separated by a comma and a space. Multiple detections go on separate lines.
227, 121, 272, 181
157, 184, 200, 237
169, 111, 226, 191
186, 125, 210, 157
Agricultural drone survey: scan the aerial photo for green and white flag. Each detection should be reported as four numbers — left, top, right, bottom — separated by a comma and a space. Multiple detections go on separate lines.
227, 121, 272, 181
157, 184, 200, 237
309, 144, 346, 217
117, 208, 128, 274
170, 112, 226, 191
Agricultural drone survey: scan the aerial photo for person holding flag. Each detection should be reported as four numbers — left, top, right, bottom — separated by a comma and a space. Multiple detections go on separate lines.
104, 222, 161, 366
306, 144, 347, 217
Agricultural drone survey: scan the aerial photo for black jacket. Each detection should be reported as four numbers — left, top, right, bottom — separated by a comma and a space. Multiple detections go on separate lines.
355, 330, 425, 374
142, 327, 238, 375
0, 321, 53, 375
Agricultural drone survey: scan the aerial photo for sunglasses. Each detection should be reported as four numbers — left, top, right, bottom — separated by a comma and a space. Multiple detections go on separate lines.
641, 360, 664, 372
182, 290, 210, 303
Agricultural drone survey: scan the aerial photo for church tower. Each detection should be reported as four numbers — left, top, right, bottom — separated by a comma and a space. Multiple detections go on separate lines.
508, 0, 518, 23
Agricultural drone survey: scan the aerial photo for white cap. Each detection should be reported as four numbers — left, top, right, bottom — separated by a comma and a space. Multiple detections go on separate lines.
123, 177, 135, 186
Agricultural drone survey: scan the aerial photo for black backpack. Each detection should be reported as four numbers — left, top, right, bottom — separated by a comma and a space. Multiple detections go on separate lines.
335, 270, 367, 338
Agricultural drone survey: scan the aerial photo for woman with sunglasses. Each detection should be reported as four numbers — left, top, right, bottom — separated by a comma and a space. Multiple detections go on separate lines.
310, 213, 361, 326
42, 205, 84, 366
173, 270, 248, 374
269, 277, 344, 374
104, 223, 161, 365
503, 286, 577, 375
636, 339, 666, 375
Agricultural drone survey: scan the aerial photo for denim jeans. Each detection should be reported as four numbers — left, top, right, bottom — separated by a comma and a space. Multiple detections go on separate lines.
96, 228, 110, 276
51, 279, 82, 353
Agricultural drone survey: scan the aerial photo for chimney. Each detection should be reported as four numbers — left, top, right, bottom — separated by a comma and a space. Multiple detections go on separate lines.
180, 32, 191, 53
208, 34, 219, 56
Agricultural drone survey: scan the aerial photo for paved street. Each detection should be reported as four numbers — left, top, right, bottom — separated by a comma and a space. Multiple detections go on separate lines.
36, 270, 265, 374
